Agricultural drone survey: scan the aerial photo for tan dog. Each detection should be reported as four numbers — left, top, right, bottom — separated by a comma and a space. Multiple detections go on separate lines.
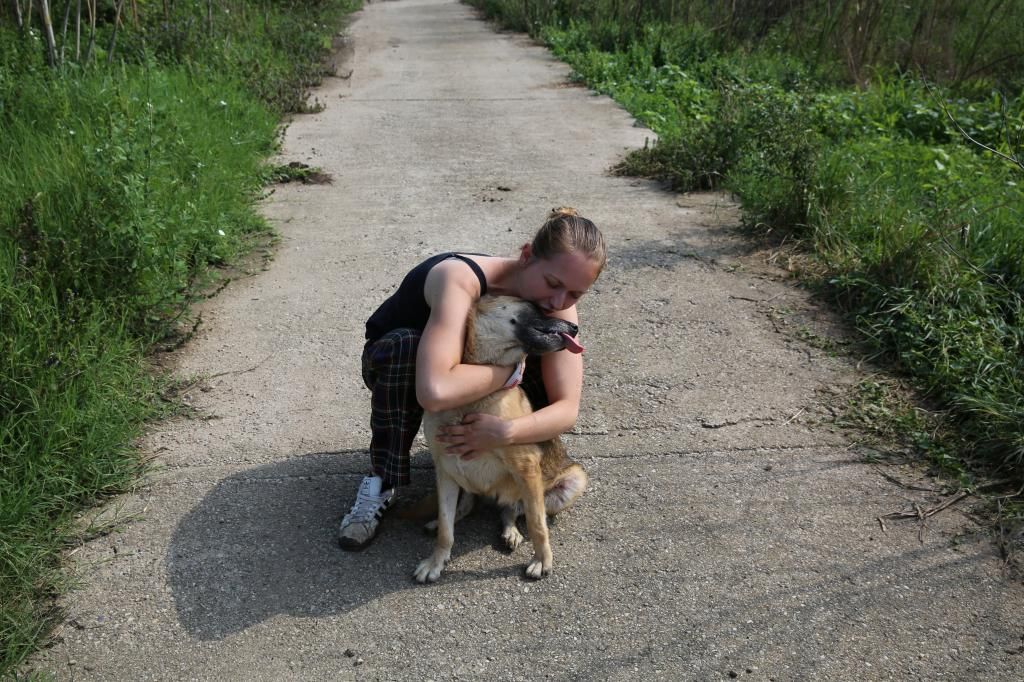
413, 296, 588, 583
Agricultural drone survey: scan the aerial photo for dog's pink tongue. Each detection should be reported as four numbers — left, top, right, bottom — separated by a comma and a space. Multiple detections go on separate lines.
560, 332, 585, 354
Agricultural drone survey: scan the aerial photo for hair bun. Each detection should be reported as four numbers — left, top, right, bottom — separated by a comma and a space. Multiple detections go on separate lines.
550, 206, 579, 218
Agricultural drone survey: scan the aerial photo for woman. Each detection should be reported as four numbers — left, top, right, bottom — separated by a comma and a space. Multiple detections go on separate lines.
339, 208, 606, 550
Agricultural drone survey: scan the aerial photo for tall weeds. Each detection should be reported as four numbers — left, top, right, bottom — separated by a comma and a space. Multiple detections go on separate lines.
471, 0, 1023, 88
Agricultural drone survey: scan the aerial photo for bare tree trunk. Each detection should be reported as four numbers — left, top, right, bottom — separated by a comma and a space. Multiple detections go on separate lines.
75, 0, 80, 61
60, 0, 72, 64
836, 0, 885, 87
904, 2, 929, 73
814, 0, 843, 65
860, 0, 885, 77
83, 0, 96, 64
38, 0, 58, 66
106, 0, 126, 64
13, 0, 24, 31
957, 0, 1007, 83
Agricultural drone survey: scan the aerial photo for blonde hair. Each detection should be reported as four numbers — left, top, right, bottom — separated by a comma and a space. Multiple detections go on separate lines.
531, 207, 607, 273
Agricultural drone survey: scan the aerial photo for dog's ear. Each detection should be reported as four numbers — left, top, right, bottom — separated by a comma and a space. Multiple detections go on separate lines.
462, 303, 477, 363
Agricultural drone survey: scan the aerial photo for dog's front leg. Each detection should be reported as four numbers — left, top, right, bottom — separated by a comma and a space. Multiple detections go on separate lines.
413, 473, 460, 583
514, 465, 553, 579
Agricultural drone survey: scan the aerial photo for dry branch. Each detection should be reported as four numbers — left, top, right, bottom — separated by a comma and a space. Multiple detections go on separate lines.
877, 489, 972, 542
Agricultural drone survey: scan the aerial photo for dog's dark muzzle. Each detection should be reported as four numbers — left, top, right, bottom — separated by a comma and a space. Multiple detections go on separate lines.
519, 318, 582, 355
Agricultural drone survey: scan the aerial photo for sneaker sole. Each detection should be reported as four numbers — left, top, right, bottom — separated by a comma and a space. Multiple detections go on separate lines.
338, 535, 375, 551
337, 494, 394, 552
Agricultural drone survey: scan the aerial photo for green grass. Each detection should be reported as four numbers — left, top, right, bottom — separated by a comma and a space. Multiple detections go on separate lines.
1, 252, 158, 668
469, 2, 1024, 481
2, 68, 279, 326
0, 1, 359, 674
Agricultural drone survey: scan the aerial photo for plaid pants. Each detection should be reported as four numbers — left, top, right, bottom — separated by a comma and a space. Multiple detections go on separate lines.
361, 328, 548, 489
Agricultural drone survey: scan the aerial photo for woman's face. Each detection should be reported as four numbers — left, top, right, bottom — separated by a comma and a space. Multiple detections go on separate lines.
519, 247, 602, 313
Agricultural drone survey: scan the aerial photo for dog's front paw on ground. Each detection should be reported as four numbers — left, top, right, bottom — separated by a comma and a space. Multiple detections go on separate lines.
524, 558, 551, 580
501, 525, 524, 551
413, 554, 448, 583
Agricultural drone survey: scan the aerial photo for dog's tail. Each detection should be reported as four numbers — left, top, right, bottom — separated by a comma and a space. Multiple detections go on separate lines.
545, 465, 588, 515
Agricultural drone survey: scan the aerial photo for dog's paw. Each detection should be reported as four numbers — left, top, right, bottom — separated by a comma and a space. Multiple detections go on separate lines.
413, 555, 447, 583
501, 525, 524, 551
524, 558, 551, 580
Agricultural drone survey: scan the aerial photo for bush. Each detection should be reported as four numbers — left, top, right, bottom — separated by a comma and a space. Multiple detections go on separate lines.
726, 84, 822, 231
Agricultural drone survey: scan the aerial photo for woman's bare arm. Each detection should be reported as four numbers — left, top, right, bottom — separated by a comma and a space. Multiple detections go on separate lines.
506, 305, 583, 443
414, 260, 514, 412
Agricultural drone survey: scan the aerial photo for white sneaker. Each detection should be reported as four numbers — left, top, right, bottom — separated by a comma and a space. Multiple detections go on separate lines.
338, 475, 395, 551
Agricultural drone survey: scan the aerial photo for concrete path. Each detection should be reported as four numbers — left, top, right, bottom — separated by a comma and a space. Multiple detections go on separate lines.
32, 0, 1024, 679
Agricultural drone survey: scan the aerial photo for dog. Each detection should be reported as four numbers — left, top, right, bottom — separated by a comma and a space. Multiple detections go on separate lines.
413, 295, 588, 583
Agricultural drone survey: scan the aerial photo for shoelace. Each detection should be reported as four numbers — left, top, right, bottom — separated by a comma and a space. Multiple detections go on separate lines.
348, 481, 386, 521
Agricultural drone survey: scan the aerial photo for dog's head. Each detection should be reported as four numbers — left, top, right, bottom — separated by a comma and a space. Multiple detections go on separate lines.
465, 295, 584, 366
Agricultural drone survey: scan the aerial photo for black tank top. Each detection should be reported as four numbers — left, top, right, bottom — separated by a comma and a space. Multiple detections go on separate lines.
364, 253, 488, 342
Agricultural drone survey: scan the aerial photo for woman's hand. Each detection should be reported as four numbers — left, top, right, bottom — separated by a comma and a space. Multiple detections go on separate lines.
435, 413, 512, 459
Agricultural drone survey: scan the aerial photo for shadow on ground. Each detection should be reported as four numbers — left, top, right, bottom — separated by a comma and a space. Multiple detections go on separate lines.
157, 448, 1023, 678
613, 232, 754, 271
166, 451, 514, 640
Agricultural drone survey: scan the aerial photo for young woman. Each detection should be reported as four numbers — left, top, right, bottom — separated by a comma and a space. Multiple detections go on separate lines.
339, 208, 607, 550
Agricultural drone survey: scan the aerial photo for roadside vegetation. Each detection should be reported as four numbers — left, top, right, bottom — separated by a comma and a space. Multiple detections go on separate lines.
0, 0, 357, 673
468, 1, 1024, 487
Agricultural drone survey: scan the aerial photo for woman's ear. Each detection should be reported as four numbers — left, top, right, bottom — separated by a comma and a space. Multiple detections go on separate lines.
519, 243, 532, 265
